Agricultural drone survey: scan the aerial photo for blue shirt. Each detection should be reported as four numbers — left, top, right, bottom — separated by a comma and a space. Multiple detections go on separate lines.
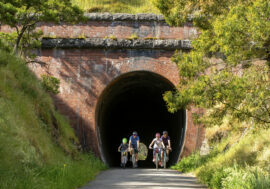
129, 135, 140, 147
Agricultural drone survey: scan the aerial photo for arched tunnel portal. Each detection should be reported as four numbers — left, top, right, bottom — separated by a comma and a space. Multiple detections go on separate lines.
96, 71, 186, 167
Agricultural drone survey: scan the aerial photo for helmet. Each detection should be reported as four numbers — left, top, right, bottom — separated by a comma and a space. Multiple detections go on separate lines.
132, 131, 138, 136
163, 131, 168, 135
155, 133, 160, 137
122, 138, 128, 144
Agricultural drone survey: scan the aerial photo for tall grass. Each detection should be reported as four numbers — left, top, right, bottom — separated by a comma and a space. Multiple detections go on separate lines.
72, 0, 160, 14
0, 48, 106, 188
173, 127, 270, 189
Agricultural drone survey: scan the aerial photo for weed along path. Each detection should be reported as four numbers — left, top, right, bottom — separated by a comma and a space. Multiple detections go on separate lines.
80, 169, 207, 189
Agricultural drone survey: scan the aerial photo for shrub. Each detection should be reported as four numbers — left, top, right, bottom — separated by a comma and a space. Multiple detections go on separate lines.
173, 129, 270, 188
41, 75, 60, 95
127, 33, 139, 40
222, 166, 270, 189
105, 34, 117, 40
172, 149, 219, 173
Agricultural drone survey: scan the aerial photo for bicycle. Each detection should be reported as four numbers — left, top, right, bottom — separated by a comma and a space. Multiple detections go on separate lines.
130, 147, 138, 168
121, 151, 128, 168
150, 147, 161, 169
163, 146, 172, 169
163, 147, 168, 169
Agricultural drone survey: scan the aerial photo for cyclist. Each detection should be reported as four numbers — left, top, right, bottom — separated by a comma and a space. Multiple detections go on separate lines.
149, 133, 165, 166
129, 131, 140, 166
161, 131, 172, 158
118, 138, 129, 167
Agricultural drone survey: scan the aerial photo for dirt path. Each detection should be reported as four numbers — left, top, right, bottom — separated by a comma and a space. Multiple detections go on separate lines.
80, 168, 207, 189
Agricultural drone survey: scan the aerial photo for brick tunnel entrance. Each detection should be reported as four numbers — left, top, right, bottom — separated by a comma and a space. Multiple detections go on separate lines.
96, 71, 186, 167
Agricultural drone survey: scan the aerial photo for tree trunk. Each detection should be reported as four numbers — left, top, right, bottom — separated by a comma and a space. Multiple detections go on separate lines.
14, 26, 27, 54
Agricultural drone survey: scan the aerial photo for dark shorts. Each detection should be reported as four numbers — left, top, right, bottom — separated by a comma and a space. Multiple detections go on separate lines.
131, 144, 138, 153
120, 149, 128, 153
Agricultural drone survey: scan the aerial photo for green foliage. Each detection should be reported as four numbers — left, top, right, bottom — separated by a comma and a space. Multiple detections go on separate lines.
156, 1, 270, 187
72, 0, 160, 14
0, 49, 106, 188
153, 0, 270, 128
0, 32, 17, 47
0, 30, 44, 58
173, 128, 270, 188
77, 32, 86, 39
197, 165, 270, 189
171, 150, 219, 172
105, 34, 117, 40
0, 0, 84, 54
221, 166, 270, 189
127, 33, 139, 40
41, 75, 60, 95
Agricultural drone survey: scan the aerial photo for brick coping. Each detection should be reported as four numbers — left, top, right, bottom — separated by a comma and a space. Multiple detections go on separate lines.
41, 38, 192, 50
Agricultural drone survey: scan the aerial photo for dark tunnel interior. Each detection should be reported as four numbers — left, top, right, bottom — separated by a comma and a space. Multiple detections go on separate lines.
96, 71, 186, 167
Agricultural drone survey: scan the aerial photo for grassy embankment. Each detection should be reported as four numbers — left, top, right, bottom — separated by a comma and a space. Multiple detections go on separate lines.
0, 46, 106, 188
72, 0, 160, 14
172, 121, 270, 189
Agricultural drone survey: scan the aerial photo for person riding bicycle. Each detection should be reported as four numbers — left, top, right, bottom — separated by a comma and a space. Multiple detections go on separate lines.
118, 138, 129, 167
129, 131, 140, 166
161, 131, 172, 158
149, 133, 165, 166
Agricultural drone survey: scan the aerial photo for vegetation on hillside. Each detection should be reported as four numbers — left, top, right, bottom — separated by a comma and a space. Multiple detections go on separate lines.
172, 125, 270, 189
72, 0, 160, 14
1, 0, 269, 188
152, 0, 270, 188
0, 0, 84, 55
0, 43, 106, 188
154, 0, 270, 128
0, 1, 107, 188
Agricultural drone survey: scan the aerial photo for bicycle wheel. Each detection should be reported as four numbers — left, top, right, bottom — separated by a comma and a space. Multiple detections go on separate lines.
124, 155, 127, 164
132, 152, 136, 168
163, 150, 166, 169
122, 154, 127, 168
155, 152, 159, 169
123, 156, 126, 168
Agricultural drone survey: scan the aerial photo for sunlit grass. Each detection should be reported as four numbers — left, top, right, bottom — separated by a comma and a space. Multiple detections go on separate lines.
0, 48, 106, 189
72, 0, 160, 14
173, 127, 270, 189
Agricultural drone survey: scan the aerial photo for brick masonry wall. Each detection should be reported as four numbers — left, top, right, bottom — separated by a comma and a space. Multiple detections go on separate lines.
4, 13, 204, 160
0, 13, 197, 40
29, 48, 205, 159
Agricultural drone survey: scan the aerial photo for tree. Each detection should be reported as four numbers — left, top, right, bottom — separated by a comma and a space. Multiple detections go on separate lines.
153, 0, 270, 128
0, 0, 84, 54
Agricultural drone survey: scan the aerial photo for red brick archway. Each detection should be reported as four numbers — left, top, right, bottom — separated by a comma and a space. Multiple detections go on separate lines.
30, 48, 204, 164
95, 70, 186, 167
23, 13, 205, 165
